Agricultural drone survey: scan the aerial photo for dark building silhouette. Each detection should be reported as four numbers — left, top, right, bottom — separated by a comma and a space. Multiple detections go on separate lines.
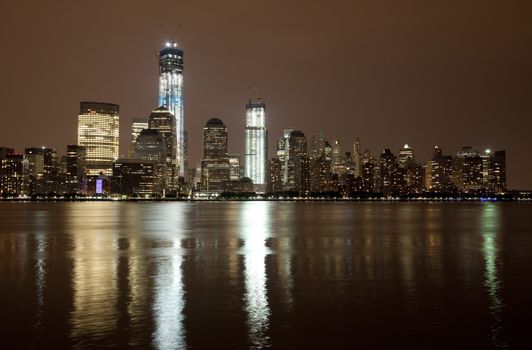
112, 159, 163, 197
128, 118, 149, 157
65, 145, 86, 194
379, 149, 397, 196
492, 150, 506, 193
134, 129, 167, 163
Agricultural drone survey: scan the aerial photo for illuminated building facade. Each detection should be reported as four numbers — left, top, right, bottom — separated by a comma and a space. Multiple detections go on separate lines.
228, 154, 241, 181
267, 158, 283, 193
158, 41, 185, 177
0, 151, 24, 196
149, 106, 177, 192
25, 147, 59, 195
331, 140, 348, 176
455, 146, 483, 192
353, 137, 362, 177
424, 146, 451, 192
244, 98, 268, 193
269, 130, 310, 195
276, 129, 293, 184
77, 101, 119, 176
201, 118, 229, 192
398, 144, 415, 167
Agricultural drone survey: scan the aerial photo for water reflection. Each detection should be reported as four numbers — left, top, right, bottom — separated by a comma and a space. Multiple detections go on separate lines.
240, 201, 272, 348
33, 211, 48, 334
152, 205, 186, 350
153, 254, 185, 349
1, 202, 529, 348
69, 204, 118, 346
480, 204, 507, 348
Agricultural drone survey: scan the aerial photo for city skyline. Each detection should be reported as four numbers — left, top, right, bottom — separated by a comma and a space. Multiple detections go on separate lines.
0, 1, 531, 188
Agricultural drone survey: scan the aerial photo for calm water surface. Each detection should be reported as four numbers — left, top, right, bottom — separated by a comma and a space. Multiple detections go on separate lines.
1, 202, 532, 349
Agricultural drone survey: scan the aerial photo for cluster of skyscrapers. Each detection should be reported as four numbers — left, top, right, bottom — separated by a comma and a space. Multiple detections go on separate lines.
0, 41, 508, 199
266, 134, 507, 197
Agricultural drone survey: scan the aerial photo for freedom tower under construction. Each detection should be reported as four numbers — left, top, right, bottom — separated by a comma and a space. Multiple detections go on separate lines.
158, 41, 185, 177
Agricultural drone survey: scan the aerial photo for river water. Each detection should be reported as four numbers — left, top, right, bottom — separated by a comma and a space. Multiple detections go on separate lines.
0, 201, 531, 348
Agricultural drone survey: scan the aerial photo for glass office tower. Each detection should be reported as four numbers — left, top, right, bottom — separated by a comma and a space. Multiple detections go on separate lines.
244, 98, 268, 193
158, 41, 185, 177
77, 101, 119, 176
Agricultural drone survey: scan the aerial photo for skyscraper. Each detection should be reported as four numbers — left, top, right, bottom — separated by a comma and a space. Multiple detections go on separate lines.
276, 129, 293, 184
379, 149, 397, 196
286, 130, 310, 195
158, 41, 185, 177
331, 140, 347, 176
398, 144, 415, 167
0, 153, 24, 196
353, 137, 362, 177
492, 150, 506, 193
65, 145, 86, 194
25, 146, 59, 194
244, 98, 268, 193
128, 118, 149, 157
426, 147, 454, 193
149, 106, 177, 192
77, 101, 119, 176
228, 154, 241, 181
201, 118, 229, 192
134, 129, 167, 163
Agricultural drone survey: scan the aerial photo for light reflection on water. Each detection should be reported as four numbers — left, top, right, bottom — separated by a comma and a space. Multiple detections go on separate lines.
33, 211, 47, 335
151, 205, 186, 350
0, 202, 530, 348
480, 204, 508, 349
240, 201, 272, 348
152, 254, 185, 350
69, 204, 118, 346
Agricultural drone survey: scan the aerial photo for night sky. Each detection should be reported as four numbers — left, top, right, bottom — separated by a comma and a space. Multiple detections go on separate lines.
1, 0, 531, 188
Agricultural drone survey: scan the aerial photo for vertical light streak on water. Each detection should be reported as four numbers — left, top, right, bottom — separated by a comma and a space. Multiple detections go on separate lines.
279, 249, 294, 311
398, 207, 418, 314
275, 207, 294, 310
69, 204, 118, 343
241, 201, 272, 348
152, 252, 185, 350
33, 211, 47, 334
152, 204, 186, 350
481, 204, 508, 348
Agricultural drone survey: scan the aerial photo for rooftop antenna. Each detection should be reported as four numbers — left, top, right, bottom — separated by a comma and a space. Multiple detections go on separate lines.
248, 85, 260, 102
171, 23, 184, 43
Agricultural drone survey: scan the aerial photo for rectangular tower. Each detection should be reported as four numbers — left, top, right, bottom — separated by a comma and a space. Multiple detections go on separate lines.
244, 98, 268, 193
158, 41, 185, 177
77, 101, 119, 176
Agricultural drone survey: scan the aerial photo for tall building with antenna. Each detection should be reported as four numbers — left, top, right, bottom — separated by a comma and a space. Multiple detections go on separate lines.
158, 41, 185, 177
245, 98, 268, 193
